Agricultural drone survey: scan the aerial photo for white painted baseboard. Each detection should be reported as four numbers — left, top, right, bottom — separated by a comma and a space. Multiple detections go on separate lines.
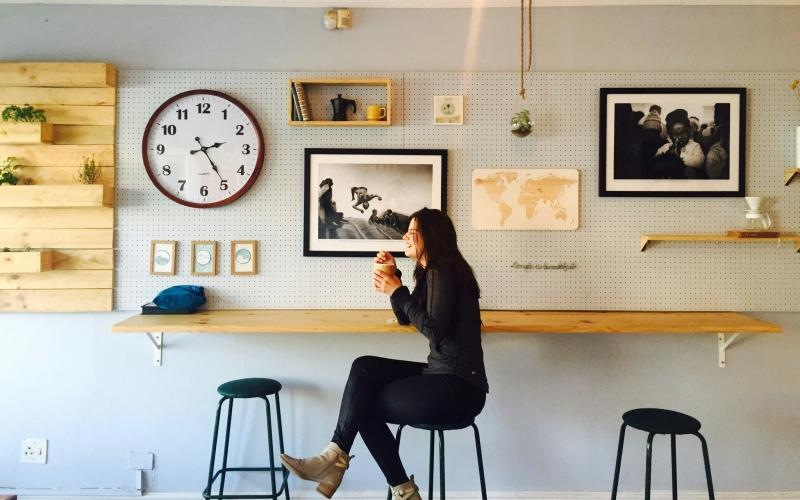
10, 490, 800, 500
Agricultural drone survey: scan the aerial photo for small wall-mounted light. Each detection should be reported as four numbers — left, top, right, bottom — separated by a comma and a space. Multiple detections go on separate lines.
323, 8, 352, 30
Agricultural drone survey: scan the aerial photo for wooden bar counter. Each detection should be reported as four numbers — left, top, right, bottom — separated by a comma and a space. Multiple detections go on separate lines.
111, 309, 781, 335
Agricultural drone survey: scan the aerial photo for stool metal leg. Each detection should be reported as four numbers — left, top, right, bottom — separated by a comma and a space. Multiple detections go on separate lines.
694, 432, 715, 500
387, 425, 406, 500
263, 397, 277, 500
470, 424, 487, 500
644, 432, 655, 500
275, 392, 290, 500
204, 397, 227, 499
428, 430, 435, 500
437, 429, 445, 500
670, 434, 677, 500
610, 423, 627, 500
219, 398, 235, 498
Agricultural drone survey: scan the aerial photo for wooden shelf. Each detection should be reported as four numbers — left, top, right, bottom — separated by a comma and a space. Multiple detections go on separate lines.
113, 309, 780, 368
0, 185, 113, 208
640, 233, 800, 252
0, 250, 53, 273
785, 168, 800, 185
0, 62, 116, 88
288, 78, 392, 126
112, 309, 780, 335
0, 122, 53, 144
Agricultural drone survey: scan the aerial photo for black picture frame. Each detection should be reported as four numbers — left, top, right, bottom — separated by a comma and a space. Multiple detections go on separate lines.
599, 87, 746, 197
304, 148, 447, 257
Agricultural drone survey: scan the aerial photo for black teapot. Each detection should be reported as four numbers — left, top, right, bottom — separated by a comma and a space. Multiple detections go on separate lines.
331, 94, 356, 121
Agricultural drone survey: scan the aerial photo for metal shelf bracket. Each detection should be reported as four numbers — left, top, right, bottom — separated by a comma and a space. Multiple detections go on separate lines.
718, 333, 740, 368
146, 332, 163, 367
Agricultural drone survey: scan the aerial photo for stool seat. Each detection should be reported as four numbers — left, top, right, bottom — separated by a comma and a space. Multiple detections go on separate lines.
217, 378, 282, 398
622, 408, 701, 435
411, 420, 474, 431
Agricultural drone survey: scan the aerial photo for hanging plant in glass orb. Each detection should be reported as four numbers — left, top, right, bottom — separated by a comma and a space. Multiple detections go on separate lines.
511, 0, 534, 137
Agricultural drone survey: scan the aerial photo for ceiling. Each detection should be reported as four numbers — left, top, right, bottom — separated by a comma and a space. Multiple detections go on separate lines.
1, 0, 798, 6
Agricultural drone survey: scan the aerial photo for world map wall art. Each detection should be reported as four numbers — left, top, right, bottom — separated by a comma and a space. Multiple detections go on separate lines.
472, 169, 579, 230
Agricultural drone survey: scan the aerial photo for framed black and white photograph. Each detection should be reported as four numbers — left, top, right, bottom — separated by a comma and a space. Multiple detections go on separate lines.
304, 148, 447, 257
599, 87, 746, 197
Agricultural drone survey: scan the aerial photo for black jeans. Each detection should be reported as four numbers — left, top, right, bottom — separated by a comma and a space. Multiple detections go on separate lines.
331, 355, 486, 487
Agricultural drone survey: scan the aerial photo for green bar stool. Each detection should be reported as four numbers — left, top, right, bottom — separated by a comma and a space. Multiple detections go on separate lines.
387, 420, 487, 500
203, 378, 290, 500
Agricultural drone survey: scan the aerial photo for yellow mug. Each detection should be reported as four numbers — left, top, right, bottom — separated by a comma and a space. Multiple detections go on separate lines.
367, 105, 387, 121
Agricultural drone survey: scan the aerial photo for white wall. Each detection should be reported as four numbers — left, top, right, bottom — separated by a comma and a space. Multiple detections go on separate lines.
2, 3, 800, 497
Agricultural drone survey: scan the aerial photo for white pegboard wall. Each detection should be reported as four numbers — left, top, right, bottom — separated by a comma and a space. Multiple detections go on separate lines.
116, 70, 800, 311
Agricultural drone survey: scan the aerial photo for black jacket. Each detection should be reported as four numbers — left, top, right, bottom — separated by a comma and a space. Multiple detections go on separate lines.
390, 263, 489, 393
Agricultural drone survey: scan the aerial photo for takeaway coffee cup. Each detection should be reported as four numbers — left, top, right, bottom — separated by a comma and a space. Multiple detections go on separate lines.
367, 105, 387, 121
374, 262, 396, 275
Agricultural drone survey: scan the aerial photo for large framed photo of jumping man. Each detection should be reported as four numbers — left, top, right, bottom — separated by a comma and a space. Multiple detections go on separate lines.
304, 148, 447, 257
599, 87, 746, 197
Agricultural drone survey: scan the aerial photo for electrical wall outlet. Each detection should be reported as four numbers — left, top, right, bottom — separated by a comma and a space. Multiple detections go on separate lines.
21, 438, 47, 464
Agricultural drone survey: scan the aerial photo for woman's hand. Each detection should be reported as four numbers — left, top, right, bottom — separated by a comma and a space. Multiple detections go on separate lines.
374, 250, 396, 267
373, 269, 402, 295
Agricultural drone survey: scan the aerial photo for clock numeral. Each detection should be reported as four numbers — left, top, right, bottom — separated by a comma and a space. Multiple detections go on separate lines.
176, 109, 188, 120
220, 180, 229, 191
242, 144, 251, 155
178, 180, 186, 192
162, 165, 171, 176
156, 144, 165, 155
237, 165, 246, 175
222, 109, 228, 120
200, 186, 209, 197
235, 124, 244, 136
196, 103, 211, 114
162, 124, 177, 136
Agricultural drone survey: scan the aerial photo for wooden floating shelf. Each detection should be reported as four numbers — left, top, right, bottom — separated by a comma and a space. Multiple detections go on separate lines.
0, 122, 53, 144
640, 233, 800, 252
784, 167, 800, 185
111, 309, 781, 335
289, 120, 390, 127
0, 250, 53, 273
0, 185, 113, 208
288, 77, 392, 127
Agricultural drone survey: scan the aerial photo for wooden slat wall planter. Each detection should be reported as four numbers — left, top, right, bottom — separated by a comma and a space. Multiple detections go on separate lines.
0, 122, 53, 144
0, 250, 53, 273
0, 62, 116, 312
0, 185, 113, 208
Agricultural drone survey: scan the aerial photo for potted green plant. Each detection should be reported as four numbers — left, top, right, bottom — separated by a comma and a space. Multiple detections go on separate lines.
75, 155, 102, 184
1, 104, 47, 123
0, 156, 20, 185
511, 109, 532, 137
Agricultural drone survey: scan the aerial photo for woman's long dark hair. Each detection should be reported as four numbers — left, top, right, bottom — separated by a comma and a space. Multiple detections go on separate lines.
410, 208, 480, 298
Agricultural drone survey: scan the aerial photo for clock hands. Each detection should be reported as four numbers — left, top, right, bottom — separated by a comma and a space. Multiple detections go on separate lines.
190, 137, 225, 180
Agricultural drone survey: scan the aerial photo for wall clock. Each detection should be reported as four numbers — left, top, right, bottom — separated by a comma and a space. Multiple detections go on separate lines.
142, 89, 265, 208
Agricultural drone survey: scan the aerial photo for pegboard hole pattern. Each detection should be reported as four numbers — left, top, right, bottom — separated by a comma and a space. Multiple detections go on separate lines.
116, 70, 800, 311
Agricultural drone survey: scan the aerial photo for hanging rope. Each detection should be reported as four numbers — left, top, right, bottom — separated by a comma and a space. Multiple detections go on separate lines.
519, 0, 533, 99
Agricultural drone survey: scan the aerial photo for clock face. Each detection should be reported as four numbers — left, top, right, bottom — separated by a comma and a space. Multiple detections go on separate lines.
142, 89, 264, 208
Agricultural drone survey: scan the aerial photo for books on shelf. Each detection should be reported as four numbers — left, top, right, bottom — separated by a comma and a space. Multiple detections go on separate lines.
294, 82, 312, 121
290, 83, 302, 122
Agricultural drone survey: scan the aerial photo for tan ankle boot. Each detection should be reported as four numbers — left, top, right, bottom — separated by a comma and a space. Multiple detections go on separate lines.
391, 475, 422, 500
280, 442, 353, 499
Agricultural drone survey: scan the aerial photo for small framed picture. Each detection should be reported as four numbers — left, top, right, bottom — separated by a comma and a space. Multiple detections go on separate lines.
150, 240, 176, 275
191, 241, 217, 276
231, 240, 258, 275
433, 95, 464, 125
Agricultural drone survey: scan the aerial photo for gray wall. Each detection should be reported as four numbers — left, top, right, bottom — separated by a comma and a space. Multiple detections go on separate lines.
2, 3, 800, 496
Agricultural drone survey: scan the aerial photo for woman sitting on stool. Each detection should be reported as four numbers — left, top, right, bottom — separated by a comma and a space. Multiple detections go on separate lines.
280, 208, 488, 500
